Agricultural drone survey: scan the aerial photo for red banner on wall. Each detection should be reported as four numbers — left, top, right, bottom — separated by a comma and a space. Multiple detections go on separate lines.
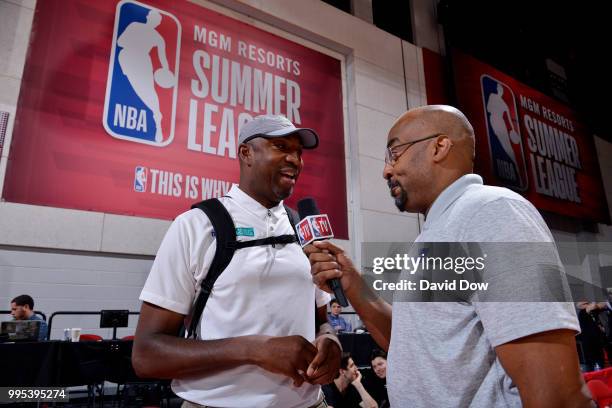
3, 0, 348, 237
452, 50, 609, 224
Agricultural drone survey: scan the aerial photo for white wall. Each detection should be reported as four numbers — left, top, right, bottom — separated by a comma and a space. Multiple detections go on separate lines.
0, 246, 152, 339
0, 0, 425, 331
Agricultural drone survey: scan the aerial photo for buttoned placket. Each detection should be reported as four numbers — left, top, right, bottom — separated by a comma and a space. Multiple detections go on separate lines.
261, 209, 277, 282
267, 209, 276, 246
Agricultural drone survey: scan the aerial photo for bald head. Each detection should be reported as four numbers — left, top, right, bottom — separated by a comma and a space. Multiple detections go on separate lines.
383, 105, 477, 214
389, 105, 475, 169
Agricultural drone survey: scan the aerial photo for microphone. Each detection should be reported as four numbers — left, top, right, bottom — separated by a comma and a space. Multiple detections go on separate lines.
296, 198, 348, 307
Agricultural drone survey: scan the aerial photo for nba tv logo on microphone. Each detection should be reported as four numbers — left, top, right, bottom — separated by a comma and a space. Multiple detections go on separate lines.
296, 215, 334, 247
103, 0, 181, 147
480, 75, 528, 191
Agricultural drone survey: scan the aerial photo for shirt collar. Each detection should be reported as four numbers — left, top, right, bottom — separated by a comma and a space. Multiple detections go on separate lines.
226, 184, 287, 220
423, 173, 483, 230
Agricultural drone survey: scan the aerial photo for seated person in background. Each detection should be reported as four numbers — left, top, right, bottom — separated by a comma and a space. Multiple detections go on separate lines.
10, 294, 47, 341
322, 352, 378, 408
328, 299, 352, 333
363, 350, 389, 408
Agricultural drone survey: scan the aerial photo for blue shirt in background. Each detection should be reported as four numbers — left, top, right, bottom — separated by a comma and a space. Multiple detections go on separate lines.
328, 313, 352, 332
27, 314, 48, 341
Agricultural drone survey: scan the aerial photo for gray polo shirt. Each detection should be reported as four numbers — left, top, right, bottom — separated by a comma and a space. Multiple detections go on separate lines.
387, 174, 579, 407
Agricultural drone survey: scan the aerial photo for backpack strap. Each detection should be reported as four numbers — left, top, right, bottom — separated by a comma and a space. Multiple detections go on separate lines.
231, 235, 296, 249
186, 200, 300, 339
187, 198, 237, 338
284, 204, 299, 238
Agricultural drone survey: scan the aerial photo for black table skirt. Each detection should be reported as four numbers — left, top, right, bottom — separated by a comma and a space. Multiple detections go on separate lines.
1, 335, 381, 387
0, 340, 148, 387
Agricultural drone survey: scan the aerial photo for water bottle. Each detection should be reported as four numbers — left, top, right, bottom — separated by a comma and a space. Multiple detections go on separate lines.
594, 362, 601, 371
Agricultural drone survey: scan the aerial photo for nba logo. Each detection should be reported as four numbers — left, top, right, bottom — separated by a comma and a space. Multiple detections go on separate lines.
134, 166, 148, 192
481, 75, 528, 191
311, 218, 321, 237
311, 215, 333, 239
103, 0, 181, 147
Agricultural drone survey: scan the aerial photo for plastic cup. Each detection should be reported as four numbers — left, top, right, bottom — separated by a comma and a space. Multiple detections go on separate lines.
70, 328, 81, 342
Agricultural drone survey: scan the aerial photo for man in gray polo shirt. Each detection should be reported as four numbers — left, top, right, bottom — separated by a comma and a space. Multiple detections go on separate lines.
307, 105, 591, 407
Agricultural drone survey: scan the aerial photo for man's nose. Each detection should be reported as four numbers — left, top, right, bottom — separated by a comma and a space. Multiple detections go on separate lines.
383, 162, 393, 180
285, 151, 301, 165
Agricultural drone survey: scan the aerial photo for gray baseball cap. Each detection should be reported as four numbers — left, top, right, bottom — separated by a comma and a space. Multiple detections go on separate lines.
238, 115, 319, 149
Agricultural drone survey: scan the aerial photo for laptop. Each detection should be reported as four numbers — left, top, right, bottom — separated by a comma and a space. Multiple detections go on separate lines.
0, 320, 41, 342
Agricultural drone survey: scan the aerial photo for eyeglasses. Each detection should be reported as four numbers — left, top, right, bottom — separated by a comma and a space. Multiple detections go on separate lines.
384, 133, 443, 165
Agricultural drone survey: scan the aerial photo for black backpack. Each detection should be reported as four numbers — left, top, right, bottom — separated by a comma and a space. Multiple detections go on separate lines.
185, 198, 300, 338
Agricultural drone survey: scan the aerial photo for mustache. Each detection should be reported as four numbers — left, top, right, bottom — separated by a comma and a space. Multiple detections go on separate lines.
279, 166, 299, 174
387, 179, 400, 190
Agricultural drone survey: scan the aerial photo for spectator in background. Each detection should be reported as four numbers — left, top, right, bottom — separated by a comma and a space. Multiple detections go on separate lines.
596, 300, 612, 367
322, 352, 378, 408
576, 301, 606, 371
10, 294, 47, 341
328, 299, 352, 333
363, 350, 389, 408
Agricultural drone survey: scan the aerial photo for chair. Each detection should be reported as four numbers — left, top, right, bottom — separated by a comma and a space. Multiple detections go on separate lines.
79, 334, 103, 341
586, 379, 612, 407
121, 335, 134, 341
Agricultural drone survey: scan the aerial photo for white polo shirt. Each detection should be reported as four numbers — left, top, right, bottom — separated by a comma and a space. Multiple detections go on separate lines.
140, 185, 330, 408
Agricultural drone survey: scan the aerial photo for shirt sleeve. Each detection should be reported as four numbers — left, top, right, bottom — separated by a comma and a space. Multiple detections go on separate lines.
38, 320, 48, 341
463, 198, 579, 346
315, 287, 332, 308
139, 212, 210, 315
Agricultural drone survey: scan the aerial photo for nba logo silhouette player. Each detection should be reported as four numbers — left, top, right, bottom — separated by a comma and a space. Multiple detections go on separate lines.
104, 1, 181, 146
481, 75, 528, 191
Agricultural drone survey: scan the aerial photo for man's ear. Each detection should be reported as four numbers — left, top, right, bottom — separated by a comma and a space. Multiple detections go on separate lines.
238, 143, 252, 166
432, 135, 453, 163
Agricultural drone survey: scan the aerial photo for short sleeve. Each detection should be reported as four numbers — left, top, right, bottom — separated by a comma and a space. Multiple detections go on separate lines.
464, 198, 579, 345
315, 287, 332, 308
140, 212, 207, 315
475, 301, 579, 347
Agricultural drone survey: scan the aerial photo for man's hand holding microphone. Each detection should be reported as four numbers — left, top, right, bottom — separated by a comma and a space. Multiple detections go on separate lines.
298, 197, 393, 351
305, 240, 359, 299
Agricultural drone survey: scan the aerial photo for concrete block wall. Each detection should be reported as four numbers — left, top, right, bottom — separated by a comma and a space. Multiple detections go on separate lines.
0, 246, 152, 339
0, 0, 34, 194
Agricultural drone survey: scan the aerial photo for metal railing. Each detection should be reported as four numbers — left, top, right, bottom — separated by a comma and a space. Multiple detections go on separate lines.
47, 311, 140, 341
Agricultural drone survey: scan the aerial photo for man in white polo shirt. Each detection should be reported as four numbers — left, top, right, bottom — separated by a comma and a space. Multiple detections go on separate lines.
307, 105, 592, 407
133, 115, 341, 408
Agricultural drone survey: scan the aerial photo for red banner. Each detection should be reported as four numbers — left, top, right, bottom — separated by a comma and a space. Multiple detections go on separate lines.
3, 0, 348, 237
452, 50, 609, 224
